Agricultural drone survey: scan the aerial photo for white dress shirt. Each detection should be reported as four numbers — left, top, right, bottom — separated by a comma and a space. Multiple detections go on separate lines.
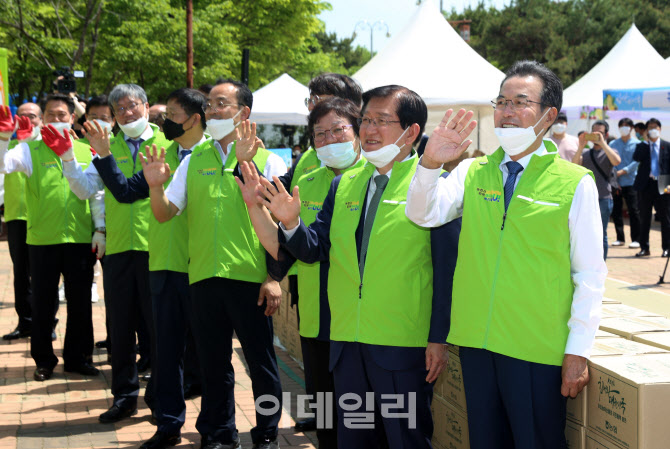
166, 140, 288, 214
405, 142, 606, 359
0, 138, 105, 227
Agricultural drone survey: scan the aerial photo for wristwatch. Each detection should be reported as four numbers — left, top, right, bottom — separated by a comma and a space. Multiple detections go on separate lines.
95, 227, 106, 234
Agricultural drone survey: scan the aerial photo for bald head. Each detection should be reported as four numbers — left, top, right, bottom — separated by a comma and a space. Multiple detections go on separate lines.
17, 103, 43, 128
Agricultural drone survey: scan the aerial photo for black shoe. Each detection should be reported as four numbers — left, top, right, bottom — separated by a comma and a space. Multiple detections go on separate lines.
252, 438, 279, 449
636, 249, 651, 257
33, 367, 53, 382
150, 410, 158, 426
663, 250, 670, 258
3, 326, 31, 340
184, 383, 202, 400
139, 431, 181, 449
141, 373, 152, 382
294, 417, 316, 432
137, 357, 151, 373
202, 440, 241, 449
99, 404, 138, 423
95, 340, 109, 349
64, 362, 100, 376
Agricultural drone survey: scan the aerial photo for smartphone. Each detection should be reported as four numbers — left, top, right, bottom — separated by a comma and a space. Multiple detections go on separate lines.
585, 133, 599, 142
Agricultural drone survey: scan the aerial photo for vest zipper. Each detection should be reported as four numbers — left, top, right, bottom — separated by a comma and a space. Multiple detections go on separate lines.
501, 212, 507, 230
356, 281, 363, 342
483, 213, 506, 348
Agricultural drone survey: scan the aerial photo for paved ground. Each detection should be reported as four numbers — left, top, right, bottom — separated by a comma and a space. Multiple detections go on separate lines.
1, 218, 669, 448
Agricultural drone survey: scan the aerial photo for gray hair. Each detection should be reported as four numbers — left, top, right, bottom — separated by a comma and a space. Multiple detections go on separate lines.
108, 84, 148, 109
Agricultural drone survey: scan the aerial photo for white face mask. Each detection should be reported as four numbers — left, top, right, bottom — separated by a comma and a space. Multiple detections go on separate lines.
552, 123, 566, 135
206, 110, 243, 141
619, 126, 631, 137
119, 116, 148, 138
94, 119, 113, 134
361, 128, 409, 168
316, 140, 358, 169
47, 122, 71, 134
494, 108, 550, 157
648, 129, 661, 140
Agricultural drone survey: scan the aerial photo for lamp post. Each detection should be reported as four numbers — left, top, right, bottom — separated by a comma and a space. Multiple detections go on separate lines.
353, 20, 390, 57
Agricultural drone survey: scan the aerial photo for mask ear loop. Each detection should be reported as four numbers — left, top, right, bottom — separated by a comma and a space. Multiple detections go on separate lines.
393, 126, 410, 151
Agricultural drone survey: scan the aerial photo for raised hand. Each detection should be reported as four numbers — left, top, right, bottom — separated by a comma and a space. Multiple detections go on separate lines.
0, 105, 17, 139
422, 109, 477, 169
41, 125, 74, 161
82, 120, 111, 157
234, 160, 263, 208
15, 116, 34, 142
257, 176, 301, 229
235, 119, 260, 162
139, 144, 171, 187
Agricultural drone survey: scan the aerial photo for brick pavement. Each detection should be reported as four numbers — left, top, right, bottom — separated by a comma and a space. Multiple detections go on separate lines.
1, 217, 669, 449
0, 241, 317, 449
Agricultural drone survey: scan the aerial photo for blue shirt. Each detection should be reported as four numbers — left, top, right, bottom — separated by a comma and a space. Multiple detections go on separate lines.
611, 136, 641, 187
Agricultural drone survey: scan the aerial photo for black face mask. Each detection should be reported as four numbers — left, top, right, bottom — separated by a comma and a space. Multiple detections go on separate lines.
162, 117, 190, 141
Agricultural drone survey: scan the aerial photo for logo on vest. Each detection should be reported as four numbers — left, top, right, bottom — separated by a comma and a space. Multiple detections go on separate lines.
116, 156, 130, 164
344, 201, 360, 211
197, 168, 218, 176
476, 187, 501, 203
41, 161, 59, 169
301, 200, 323, 211
303, 164, 317, 174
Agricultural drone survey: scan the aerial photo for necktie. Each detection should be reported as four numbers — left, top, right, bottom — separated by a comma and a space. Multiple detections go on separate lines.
504, 161, 524, 212
359, 175, 389, 280
180, 149, 192, 162
128, 139, 143, 162
651, 143, 659, 178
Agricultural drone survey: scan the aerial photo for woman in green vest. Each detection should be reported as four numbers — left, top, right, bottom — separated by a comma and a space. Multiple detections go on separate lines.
236, 97, 365, 449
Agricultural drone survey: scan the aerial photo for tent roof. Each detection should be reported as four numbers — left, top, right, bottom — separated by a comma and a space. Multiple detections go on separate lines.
563, 24, 667, 108
249, 73, 309, 126
352, 0, 504, 107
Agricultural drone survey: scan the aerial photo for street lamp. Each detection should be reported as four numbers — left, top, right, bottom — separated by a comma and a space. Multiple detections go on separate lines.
353, 20, 391, 57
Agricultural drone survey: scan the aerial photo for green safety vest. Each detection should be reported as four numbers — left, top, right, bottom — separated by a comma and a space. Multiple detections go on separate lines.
295, 157, 366, 338
186, 140, 270, 285
5, 140, 28, 222
25, 139, 93, 245
327, 157, 433, 347
147, 140, 206, 272
448, 141, 592, 366
104, 123, 170, 255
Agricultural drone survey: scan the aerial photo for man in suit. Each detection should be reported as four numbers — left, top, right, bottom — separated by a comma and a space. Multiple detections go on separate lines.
633, 118, 670, 257
260, 85, 457, 448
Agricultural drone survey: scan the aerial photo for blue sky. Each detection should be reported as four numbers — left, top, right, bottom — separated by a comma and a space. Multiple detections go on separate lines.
319, 0, 510, 54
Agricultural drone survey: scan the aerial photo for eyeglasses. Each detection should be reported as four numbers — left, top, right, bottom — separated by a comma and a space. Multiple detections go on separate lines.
491, 97, 545, 111
357, 117, 401, 128
88, 114, 113, 122
313, 125, 353, 143
18, 113, 39, 120
115, 102, 141, 115
205, 100, 240, 113
304, 95, 321, 107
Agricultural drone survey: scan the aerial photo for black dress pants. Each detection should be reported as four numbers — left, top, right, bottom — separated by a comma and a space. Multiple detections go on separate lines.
7, 220, 32, 329
638, 183, 670, 251
612, 185, 641, 243
28, 243, 94, 370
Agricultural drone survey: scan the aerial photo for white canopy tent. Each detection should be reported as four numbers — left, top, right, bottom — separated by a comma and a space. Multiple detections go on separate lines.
248, 73, 309, 126
352, 0, 505, 154
562, 24, 669, 136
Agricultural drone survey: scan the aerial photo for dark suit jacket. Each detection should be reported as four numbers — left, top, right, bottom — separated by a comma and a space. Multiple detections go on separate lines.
633, 139, 670, 191
278, 167, 460, 372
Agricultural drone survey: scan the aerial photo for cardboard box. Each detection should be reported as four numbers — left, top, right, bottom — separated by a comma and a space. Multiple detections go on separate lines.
566, 420, 586, 449
601, 305, 663, 319
568, 388, 588, 427
598, 317, 670, 340
590, 338, 669, 357
444, 350, 467, 413
585, 430, 625, 449
432, 396, 470, 449
586, 354, 670, 449
632, 332, 670, 352
596, 330, 622, 339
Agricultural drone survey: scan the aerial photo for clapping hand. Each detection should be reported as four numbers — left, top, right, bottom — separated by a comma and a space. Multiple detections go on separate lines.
422, 109, 477, 169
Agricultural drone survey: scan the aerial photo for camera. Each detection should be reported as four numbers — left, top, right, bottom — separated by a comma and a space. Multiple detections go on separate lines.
53, 67, 85, 94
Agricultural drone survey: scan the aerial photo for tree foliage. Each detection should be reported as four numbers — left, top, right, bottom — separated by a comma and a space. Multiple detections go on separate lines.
445, 0, 670, 88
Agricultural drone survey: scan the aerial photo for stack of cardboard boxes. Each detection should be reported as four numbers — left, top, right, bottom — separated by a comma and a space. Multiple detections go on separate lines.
432, 345, 469, 449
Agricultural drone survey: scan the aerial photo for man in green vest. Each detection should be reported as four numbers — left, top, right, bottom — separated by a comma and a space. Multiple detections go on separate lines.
406, 60, 607, 449
53, 84, 169, 424
142, 79, 285, 449
83, 87, 209, 449
258, 85, 455, 448
0, 95, 104, 382
2, 102, 42, 341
